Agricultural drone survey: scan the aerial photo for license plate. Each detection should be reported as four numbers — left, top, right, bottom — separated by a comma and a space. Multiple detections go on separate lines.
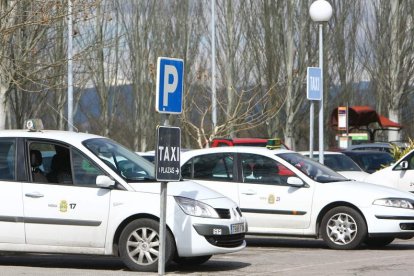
231, 223, 245, 234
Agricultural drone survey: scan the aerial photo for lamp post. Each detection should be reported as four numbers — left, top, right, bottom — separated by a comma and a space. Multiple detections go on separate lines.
309, 0, 332, 164
211, 0, 217, 130
68, 0, 73, 131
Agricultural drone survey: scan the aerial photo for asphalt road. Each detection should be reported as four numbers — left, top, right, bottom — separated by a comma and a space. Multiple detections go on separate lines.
1, 236, 414, 275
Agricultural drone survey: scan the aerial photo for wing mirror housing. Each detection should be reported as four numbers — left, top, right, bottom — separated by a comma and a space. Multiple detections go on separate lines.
96, 175, 115, 188
400, 161, 409, 170
287, 176, 305, 187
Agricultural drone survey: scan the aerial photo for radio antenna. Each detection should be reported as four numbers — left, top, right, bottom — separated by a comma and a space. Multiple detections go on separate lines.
46, 102, 79, 132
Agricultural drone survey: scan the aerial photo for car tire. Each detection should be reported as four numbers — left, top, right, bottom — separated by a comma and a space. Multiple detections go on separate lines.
119, 218, 175, 272
321, 206, 367, 250
364, 237, 394, 247
174, 255, 212, 266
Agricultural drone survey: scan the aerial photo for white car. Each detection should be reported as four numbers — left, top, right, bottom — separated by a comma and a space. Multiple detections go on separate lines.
136, 151, 155, 163
181, 147, 414, 249
364, 149, 414, 193
299, 151, 369, 181
0, 124, 246, 272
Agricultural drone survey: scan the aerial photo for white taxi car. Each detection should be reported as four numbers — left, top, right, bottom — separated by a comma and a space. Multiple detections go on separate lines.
0, 123, 246, 272
181, 147, 414, 249
365, 149, 414, 193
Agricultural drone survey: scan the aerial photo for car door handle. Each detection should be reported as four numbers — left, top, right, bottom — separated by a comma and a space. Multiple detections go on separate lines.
241, 190, 257, 195
25, 192, 44, 198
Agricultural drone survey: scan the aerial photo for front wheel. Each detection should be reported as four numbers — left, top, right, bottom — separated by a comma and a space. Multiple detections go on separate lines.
321, 206, 367, 250
119, 219, 175, 272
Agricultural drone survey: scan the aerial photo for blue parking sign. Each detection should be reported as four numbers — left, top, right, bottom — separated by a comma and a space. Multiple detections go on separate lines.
307, 67, 322, 101
156, 57, 184, 114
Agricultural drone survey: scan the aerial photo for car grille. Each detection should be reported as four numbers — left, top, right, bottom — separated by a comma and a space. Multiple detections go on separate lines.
215, 208, 230, 219
204, 233, 245, 248
214, 207, 243, 219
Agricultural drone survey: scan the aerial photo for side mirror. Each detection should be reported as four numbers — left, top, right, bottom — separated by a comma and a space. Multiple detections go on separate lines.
96, 175, 115, 188
400, 161, 409, 170
287, 176, 305, 187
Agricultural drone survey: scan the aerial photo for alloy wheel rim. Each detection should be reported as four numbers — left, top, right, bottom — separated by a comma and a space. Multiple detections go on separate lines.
127, 227, 160, 265
326, 213, 357, 245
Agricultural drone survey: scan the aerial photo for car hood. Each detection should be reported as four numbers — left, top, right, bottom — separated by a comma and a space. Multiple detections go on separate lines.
315, 180, 414, 206
128, 180, 229, 201
337, 171, 370, 182
363, 166, 394, 187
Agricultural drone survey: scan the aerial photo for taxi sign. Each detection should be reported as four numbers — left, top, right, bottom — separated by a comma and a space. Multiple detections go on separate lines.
156, 126, 181, 181
307, 67, 322, 101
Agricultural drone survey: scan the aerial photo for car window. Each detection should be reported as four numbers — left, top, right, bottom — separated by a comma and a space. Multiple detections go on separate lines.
72, 149, 106, 186
29, 142, 106, 187
0, 138, 16, 181
360, 154, 392, 172
395, 151, 414, 170
84, 138, 155, 181
311, 154, 362, 171
29, 142, 72, 184
182, 153, 234, 181
240, 153, 295, 186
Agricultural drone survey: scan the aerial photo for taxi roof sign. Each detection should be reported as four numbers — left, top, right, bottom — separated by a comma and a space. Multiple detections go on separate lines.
24, 119, 44, 132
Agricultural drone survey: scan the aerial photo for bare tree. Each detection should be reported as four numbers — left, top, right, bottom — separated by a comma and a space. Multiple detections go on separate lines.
327, 0, 363, 105
361, 0, 414, 142
215, 1, 253, 138
324, 0, 364, 146
244, 1, 285, 139
279, 0, 315, 150
0, 1, 69, 129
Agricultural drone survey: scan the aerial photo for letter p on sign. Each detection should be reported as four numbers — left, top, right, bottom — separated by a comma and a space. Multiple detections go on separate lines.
156, 57, 184, 114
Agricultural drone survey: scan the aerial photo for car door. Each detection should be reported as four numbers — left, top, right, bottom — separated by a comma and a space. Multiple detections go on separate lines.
181, 152, 240, 204
23, 141, 111, 248
238, 153, 314, 233
0, 138, 25, 244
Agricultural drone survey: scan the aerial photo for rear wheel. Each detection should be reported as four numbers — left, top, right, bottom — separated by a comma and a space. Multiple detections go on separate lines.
321, 206, 367, 250
174, 255, 212, 266
119, 219, 175, 272
364, 237, 394, 247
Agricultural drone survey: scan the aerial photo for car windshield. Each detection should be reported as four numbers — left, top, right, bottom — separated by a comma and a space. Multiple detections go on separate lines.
278, 152, 349, 183
83, 138, 155, 182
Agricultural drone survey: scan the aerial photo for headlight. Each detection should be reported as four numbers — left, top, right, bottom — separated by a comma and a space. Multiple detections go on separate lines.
373, 198, 414, 209
174, 196, 220, 218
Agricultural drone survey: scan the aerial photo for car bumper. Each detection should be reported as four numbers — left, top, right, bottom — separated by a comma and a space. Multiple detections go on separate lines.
172, 210, 247, 257
364, 205, 414, 238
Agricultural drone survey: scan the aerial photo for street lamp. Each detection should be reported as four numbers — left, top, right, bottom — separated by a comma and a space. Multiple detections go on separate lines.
68, 0, 73, 131
309, 0, 332, 164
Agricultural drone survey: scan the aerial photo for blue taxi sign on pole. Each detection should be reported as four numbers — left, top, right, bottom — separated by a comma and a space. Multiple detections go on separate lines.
307, 67, 322, 101
156, 57, 184, 114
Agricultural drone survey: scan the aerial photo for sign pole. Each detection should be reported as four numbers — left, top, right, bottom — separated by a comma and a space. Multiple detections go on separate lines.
310, 101, 314, 159
159, 180, 167, 275
158, 114, 169, 276
155, 57, 183, 275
